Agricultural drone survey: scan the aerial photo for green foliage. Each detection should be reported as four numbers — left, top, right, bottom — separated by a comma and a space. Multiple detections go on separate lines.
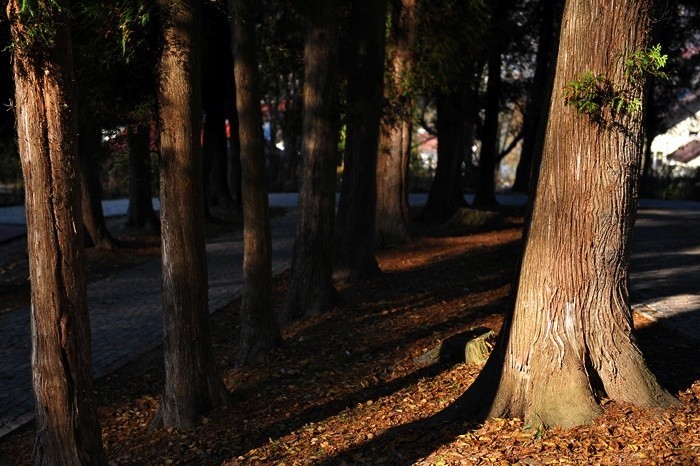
563, 44, 668, 123
624, 44, 668, 84
12, 0, 66, 51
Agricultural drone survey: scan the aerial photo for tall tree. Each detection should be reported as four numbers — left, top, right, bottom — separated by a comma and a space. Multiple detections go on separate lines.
154, 0, 230, 428
281, 0, 340, 322
375, 0, 418, 247
232, 0, 283, 364
334, 0, 388, 283
473, 0, 510, 209
512, 0, 564, 194
7, 1, 107, 463
448, 0, 677, 428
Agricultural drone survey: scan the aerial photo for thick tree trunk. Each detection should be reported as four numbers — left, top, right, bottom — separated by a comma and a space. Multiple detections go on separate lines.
512, 0, 563, 194
451, 0, 676, 429
78, 125, 117, 249
154, 0, 229, 429
125, 122, 160, 233
281, 0, 340, 323
418, 90, 468, 224
232, 0, 282, 364
375, 0, 417, 247
334, 0, 387, 283
8, 1, 107, 464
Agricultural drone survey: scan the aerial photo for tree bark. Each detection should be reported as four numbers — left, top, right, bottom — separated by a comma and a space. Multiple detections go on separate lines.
125, 121, 160, 233
78, 125, 117, 249
154, 0, 230, 429
232, 0, 282, 364
450, 0, 677, 429
7, 1, 107, 463
418, 89, 469, 224
512, 0, 563, 194
375, 0, 417, 247
281, 0, 340, 323
334, 0, 387, 283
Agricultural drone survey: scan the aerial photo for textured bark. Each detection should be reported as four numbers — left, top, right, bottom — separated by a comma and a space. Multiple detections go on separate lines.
418, 90, 469, 224
78, 125, 117, 249
8, 1, 107, 464
375, 0, 417, 247
334, 0, 387, 283
125, 122, 160, 233
281, 0, 340, 323
154, 0, 229, 429
451, 0, 677, 428
232, 0, 282, 364
512, 0, 563, 193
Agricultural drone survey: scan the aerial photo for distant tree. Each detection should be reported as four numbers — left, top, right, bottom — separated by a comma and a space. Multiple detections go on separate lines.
376, 0, 418, 247
414, 0, 486, 223
473, 0, 512, 209
78, 125, 118, 248
512, 0, 564, 194
125, 121, 160, 232
153, 0, 230, 428
232, 0, 283, 364
202, 2, 238, 219
7, 0, 107, 463
281, 0, 340, 322
448, 0, 677, 428
334, 0, 388, 283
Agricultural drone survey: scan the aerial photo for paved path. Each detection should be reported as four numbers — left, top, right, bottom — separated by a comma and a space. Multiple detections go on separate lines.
0, 194, 698, 439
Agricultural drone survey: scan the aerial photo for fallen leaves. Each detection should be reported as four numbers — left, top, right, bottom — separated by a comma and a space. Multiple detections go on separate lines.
1, 221, 698, 465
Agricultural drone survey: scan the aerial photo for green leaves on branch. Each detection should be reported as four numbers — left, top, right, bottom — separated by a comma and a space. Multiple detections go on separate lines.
563, 44, 667, 123
13, 0, 66, 51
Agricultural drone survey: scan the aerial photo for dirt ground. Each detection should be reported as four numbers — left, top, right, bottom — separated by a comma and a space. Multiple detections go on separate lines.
0, 213, 698, 465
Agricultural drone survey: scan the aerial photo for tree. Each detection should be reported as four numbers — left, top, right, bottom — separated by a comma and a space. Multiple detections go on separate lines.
375, 0, 418, 247
125, 121, 160, 233
473, 0, 511, 209
512, 0, 564, 194
281, 0, 340, 322
154, 0, 230, 428
447, 0, 677, 428
7, 1, 107, 463
334, 0, 387, 283
202, 2, 238, 219
232, 0, 283, 364
78, 125, 119, 248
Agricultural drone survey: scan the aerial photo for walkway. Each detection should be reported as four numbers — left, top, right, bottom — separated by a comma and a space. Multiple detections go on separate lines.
0, 194, 697, 439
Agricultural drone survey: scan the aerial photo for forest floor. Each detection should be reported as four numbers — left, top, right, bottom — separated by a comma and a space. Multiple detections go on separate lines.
0, 211, 698, 465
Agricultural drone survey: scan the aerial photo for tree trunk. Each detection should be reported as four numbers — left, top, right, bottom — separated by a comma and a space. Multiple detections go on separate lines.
512, 0, 563, 194
418, 90, 468, 223
125, 121, 160, 233
450, 0, 677, 429
232, 0, 282, 365
473, 0, 509, 209
334, 0, 387, 283
375, 0, 417, 247
8, 1, 107, 463
154, 0, 230, 429
202, 5, 237, 218
281, 0, 340, 323
78, 125, 117, 249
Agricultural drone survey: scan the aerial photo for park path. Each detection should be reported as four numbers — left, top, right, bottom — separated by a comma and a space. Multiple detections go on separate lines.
0, 194, 698, 439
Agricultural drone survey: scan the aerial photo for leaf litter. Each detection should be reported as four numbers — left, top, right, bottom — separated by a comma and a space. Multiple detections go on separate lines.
0, 216, 698, 465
